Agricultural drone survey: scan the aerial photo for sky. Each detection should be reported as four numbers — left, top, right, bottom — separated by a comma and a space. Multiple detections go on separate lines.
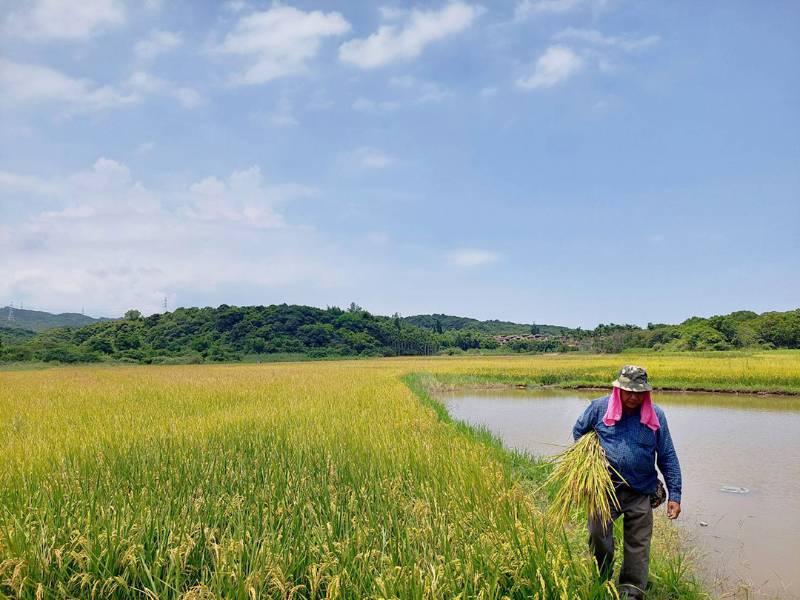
1, 0, 798, 328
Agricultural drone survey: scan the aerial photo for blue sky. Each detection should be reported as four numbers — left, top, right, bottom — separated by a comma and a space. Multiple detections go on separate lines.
1, 0, 798, 327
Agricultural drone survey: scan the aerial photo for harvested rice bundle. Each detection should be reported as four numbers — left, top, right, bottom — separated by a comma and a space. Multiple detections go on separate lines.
545, 431, 624, 527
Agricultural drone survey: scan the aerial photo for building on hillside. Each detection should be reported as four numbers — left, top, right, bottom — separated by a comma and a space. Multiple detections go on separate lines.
493, 333, 551, 345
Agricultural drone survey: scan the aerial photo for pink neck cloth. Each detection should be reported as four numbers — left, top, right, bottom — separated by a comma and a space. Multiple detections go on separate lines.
603, 387, 661, 431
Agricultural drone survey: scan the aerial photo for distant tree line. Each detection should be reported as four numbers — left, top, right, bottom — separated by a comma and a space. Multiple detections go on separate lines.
575, 309, 800, 352
402, 313, 568, 336
1, 304, 798, 364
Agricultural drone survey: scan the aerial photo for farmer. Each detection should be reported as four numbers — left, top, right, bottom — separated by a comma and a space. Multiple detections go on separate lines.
572, 365, 682, 599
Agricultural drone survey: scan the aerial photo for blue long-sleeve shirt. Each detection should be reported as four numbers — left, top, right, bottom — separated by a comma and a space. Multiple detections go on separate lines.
572, 396, 682, 504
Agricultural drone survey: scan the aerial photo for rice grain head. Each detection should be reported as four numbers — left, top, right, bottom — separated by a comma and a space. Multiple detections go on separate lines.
545, 431, 625, 528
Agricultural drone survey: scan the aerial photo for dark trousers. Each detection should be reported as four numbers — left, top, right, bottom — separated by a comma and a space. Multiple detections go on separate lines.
588, 486, 653, 599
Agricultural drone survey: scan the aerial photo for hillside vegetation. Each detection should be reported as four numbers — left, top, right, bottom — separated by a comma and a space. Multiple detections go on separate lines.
402, 313, 568, 335
0, 326, 36, 346
1, 303, 798, 364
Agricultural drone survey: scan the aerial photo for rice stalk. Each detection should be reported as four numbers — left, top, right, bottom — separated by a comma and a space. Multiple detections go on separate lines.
545, 431, 625, 527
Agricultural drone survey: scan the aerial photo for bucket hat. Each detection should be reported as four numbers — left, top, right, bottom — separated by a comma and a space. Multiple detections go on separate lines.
612, 365, 653, 392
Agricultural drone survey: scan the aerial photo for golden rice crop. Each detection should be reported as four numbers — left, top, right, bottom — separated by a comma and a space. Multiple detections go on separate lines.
1, 351, 790, 598
545, 431, 623, 527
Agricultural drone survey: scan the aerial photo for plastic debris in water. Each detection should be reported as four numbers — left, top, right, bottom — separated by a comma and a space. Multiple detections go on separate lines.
719, 485, 750, 494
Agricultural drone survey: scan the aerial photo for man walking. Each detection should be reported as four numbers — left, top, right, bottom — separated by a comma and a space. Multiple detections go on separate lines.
572, 365, 682, 599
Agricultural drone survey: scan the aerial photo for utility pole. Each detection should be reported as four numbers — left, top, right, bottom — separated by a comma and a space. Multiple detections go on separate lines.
163, 297, 168, 312
7, 303, 14, 322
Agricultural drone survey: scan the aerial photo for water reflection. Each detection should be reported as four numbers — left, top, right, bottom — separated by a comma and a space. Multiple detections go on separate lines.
438, 388, 800, 599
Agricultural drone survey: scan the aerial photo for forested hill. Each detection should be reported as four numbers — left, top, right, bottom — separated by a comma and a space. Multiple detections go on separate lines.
1, 303, 798, 364
0, 304, 444, 364
0, 306, 102, 331
402, 314, 569, 335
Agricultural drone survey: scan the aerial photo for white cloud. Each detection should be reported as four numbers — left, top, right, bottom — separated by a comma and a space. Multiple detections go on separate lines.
134, 141, 156, 154
388, 75, 450, 103
134, 30, 183, 62
447, 248, 499, 267
339, 2, 482, 69
553, 28, 659, 51
218, 6, 351, 85
387, 75, 416, 87
265, 95, 298, 127
352, 97, 401, 113
515, 0, 581, 18
366, 231, 390, 245
172, 87, 202, 109
378, 6, 408, 21
0, 58, 138, 114
352, 76, 450, 114
126, 71, 202, 109
0, 60, 199, 114
516, 45, 583, 90
349, 147, 395, 169
0, 160, 332, 315
186, 166, 314, 228
305, 89, 334, 111
479, 86, 498, 99
0, 171, 57, 195
224, 1, 248, 13
514, 0, 609, 20
66, 157, 136, 195
4, 0, 125, 41
125, 71, 164, 92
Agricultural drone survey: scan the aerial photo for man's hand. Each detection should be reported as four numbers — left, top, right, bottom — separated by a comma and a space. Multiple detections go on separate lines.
666, 501, 681, 520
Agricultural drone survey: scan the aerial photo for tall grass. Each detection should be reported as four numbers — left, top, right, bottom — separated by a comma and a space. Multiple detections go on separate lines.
0, 352, 781, 597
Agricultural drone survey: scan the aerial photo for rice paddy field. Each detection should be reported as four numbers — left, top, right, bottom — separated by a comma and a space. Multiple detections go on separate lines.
2, 351, 799, 599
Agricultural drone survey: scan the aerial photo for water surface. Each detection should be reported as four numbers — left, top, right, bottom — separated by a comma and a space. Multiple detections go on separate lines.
439, 388, 800, 599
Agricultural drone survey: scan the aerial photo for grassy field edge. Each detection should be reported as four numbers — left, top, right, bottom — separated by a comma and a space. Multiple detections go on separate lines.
402, 372, 547, 482
418, 371, 800, 395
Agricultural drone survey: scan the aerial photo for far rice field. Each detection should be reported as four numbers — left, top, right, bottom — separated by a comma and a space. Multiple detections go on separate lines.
2, 352, 798, 598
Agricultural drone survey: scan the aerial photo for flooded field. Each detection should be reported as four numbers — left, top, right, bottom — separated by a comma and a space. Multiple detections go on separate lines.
439, 388, 800, 599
